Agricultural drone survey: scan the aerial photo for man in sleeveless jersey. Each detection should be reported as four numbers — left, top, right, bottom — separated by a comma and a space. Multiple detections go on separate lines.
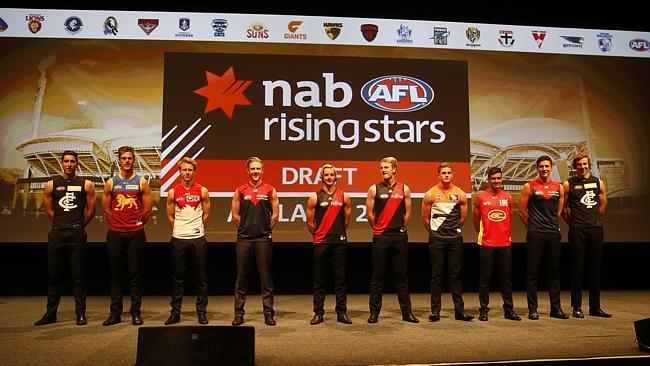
306, 164, 352, 325
102, 146, 152, 326
518, 155, 567, 320
231, 157, 279, 326
422, 162, 474, 322
366, 157, 418, 324
164, 157, 211, 325
472, 167, 521, 321
35, 151, 96, 326
561, 155, 611, 318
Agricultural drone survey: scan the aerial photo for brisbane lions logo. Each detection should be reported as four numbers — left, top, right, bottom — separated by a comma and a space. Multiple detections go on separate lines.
114, 194, 139, 210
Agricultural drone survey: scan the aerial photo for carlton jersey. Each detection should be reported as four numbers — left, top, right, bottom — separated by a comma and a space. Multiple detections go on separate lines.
567, 175, 603, 228
475, 189, 511, 247
372, 182, 406, 236
236, 181, 274, 241
51, 175, 87, 230
428, 184, 464, 240
109, 175, 144, 232
172, 182, 205, 239
313, 188, 347, 244
527, 179, 561, 233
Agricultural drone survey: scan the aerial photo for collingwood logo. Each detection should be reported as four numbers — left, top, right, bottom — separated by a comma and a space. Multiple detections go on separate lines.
59, 192, 78, 212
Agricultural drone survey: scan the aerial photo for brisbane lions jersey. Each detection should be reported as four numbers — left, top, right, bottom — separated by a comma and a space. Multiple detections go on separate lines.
109, 175, 144, 232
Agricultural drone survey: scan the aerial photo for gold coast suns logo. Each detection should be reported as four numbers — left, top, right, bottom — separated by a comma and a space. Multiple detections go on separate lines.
487, 209, 507, 222
114, 194, 138, 210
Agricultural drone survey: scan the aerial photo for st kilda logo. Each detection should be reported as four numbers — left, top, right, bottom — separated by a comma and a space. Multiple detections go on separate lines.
360, 75, 434, 112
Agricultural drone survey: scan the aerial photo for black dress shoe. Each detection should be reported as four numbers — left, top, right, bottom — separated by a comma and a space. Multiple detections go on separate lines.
367, 313, 379, 323
504, 311, 521, 321
428, 314, 440, 322
528, 311, 539, 320
197, 313, 209, 325
455, 312, 475, 321
34, 313, 57, 326
402, 312, 419, 323
103, 314, 122, 326
337, 313, 352, 324
232, 314, 244, 326
589, 308, 612, 318
132, 314, 144, 326
164, 312, 180, 325
76, 313, 87, 326
264, 314, 276, 326
550, 309, 569, 319
573, 308, 585, 318
310, 314, 324, 325
479, 309, 488, 321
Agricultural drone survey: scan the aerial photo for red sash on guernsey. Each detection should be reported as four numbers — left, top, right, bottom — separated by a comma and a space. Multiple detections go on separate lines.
314, 189, 344, 244
374, 182, 404, 235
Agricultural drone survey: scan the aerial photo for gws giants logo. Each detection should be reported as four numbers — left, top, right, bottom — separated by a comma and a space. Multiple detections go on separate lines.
361, 75, 434, 112
487, 209, 507, 222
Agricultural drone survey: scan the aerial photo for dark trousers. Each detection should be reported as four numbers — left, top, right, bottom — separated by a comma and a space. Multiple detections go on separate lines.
429, 236, 465, 314
369, 234, 412, 315
526, 231, 562, 312
46, 228, 87, 315
569, 226, 604, 310
478, 245, 513, 311
107, 229, 146, 315
170, 236, 208, 314
313, 243, 348, 315
234, 240, 274, 316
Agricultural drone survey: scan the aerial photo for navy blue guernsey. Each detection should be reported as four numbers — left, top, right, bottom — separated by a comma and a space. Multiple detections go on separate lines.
567, 175, 603, 228
51, 175, 87, 229
236, 181, 274, 241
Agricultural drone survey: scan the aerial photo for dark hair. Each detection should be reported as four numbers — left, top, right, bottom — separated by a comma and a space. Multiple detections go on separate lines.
536, 155, 553, 167
117, 146, 135, 158
61, 150, 78, 162
572, 154, 590, 168
487, 166, 502, 177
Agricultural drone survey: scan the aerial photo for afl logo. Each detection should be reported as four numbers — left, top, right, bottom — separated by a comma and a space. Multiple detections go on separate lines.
360, 75, 434, 112
629, 39, 650, 52
487, 209, 507, 222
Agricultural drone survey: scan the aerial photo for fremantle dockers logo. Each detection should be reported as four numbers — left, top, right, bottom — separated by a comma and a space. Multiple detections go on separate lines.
179, 18, 190, 31
324, 22, 342, 40
361, 24, 378, 42
138, 18, 159, 35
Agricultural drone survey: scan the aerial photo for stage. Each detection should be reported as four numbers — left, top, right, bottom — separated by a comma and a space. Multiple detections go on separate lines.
1, 291, 649, 365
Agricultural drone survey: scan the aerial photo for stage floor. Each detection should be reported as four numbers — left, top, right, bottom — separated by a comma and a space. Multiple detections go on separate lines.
1, 291, 649, 365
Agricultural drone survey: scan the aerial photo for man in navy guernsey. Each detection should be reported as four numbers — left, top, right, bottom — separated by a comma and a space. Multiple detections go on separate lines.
562, 155, 611, 318
102, 146, 152, 326
231, 156, 280, 326
366, 157, 418, 324
422, 162, 474, 322
306, 163, 353, 325
35, 151, 96, 326
164, 157, 211, 325
518, 155, 567, 320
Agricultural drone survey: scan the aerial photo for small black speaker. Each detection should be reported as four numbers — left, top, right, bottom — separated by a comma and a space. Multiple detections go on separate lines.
634, 318, 650, 353
136, 326, 255, 366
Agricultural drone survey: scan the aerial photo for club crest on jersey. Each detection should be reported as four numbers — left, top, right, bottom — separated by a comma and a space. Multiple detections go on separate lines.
58, 192, 78, 211
450, 194, 458, 201
487, 209, 507, 222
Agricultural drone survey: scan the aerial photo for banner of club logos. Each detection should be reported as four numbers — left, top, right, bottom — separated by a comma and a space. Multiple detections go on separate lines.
0, 8, 649, 58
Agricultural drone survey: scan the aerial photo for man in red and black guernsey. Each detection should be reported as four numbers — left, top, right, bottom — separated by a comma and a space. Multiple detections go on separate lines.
164, 157, 211, 325
101, 146, 152, 326
561, 155, 611, 318
366, 157, 418, 324
472, 167, 521, 321
422, 162, 473, 322
306, 164, 352, 325
35, 151, 95, 327
518, 155, 567, 320
230, 157, 279, 326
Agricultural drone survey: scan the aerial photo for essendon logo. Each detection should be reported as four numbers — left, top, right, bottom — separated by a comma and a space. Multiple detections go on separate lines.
487, 209, 507, 222
360, 75, 434, 112
361, 24, 378, 42
138, 18, 159, 35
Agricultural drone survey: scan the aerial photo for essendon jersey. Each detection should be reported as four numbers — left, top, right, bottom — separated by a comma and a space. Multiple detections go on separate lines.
313, 188, 347, 244
527, 179, 561, 233
236, 181, 274, 241
172, 182, 204, 239
109, 175, 144, 232
373, 181, 406, 236
567, 175, 602, 228
428, 184, 464, 240
52, 175, 87, 229
476, 189, 511, 247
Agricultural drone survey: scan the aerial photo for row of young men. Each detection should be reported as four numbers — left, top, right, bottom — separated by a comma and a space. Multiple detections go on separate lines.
34, 150, 610, 327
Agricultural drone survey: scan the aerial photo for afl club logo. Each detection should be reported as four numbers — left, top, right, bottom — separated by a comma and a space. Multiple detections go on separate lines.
487, 209, 507, 222
360, 75, 434, 112
59, 192, 78, 212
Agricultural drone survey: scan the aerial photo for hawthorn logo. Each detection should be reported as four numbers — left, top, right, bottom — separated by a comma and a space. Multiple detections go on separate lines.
324, 22, 342, 40
360, 75, 434, 112
193, 67, 252, 119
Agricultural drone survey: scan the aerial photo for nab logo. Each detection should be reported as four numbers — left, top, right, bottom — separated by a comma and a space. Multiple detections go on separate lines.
629, 39, 650, 52
360, 75, 434, 112
193, 66, 252, 119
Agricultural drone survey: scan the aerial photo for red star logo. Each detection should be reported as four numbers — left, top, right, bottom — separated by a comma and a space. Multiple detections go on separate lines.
193, 67, 252, 119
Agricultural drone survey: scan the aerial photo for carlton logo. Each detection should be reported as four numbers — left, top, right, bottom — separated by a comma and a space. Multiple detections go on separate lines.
360, 75, 434, 112
487, 209, 507, 222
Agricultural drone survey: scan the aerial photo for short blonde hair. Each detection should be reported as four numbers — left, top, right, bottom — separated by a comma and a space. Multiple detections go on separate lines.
380, 156, 397, 169
320, 163, 337, 180
178, 157, 197, 170
246, 156, 263, 168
